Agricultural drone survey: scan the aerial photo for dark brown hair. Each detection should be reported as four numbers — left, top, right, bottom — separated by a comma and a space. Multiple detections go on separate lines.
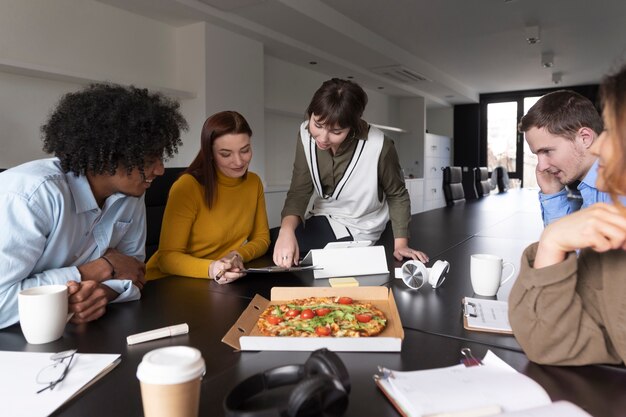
184, 111, 252, 209
306, 78, 368, 138
518, 90, 603, 140
599, 66, 626, 201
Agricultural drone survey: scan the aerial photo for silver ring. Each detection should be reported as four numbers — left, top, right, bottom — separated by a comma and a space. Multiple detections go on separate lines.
282, 256, 288, 260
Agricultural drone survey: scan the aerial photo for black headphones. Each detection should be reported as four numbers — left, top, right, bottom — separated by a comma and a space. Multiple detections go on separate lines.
224, 348, 351, 417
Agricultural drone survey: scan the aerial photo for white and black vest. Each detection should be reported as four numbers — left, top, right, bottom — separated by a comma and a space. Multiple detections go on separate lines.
300, 121, 389, 241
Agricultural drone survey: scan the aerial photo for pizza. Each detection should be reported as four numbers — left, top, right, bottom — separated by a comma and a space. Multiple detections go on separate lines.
256, 296, 387, 337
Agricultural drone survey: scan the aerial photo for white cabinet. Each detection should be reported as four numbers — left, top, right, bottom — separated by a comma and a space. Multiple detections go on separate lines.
404, 178, 424, 214
423, 133, 452, 211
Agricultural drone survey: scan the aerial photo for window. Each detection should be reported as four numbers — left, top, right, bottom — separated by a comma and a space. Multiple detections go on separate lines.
479, 86, 597, 188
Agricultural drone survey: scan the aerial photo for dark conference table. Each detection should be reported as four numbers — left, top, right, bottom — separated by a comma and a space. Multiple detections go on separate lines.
1, 189, 625, 417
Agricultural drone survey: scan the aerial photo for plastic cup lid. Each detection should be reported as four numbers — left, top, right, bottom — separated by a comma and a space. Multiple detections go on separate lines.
137, 346, 205, 384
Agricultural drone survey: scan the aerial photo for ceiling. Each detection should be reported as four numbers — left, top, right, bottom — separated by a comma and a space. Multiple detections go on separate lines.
98, 0, 626, 108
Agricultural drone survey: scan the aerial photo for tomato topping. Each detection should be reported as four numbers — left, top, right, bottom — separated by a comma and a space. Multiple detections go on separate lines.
300, 309, 315, 319
267, 316, 283, 325
356, 314, 372, 323
315, 326, 331, 336
285, 309, 300, 318
338, 297, 353, 305
315, 308, 331, 316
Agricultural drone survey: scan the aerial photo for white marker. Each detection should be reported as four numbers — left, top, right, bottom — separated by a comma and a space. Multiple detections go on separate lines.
126, 323, 189, 345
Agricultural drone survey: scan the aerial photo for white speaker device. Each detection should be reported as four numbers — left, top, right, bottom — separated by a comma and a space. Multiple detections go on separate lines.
396, 260, 450, 290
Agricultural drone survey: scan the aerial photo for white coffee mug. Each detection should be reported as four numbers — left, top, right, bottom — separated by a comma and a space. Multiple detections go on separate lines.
18, 285, 72, 344
470, 254, 516, 297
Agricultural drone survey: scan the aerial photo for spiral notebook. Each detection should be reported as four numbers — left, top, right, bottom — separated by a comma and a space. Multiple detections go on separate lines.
374, 350, 591, 417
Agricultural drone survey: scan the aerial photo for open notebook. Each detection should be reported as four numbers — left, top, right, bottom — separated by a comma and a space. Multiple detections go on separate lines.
374, 350, 591, 417
1, 351, 120, 417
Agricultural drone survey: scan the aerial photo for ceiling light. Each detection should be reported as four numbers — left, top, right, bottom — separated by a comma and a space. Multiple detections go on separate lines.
525, 25, 540, 45
552, 72, 563, 84
541, 52, 554, 68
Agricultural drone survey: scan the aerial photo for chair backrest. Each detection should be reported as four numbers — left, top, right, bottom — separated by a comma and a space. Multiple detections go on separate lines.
473, 167, 491, 197
493, 166, 509, 193
144, 167, 186, 260
442, 166, 465, 206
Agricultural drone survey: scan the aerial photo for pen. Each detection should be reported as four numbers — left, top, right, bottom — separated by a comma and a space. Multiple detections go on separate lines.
126, 323, 189, 345
424, 405, 502, 417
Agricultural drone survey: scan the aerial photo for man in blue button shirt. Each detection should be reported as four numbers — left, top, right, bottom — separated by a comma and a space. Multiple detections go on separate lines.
519, 90, 614, 226
0, 83, 187, 329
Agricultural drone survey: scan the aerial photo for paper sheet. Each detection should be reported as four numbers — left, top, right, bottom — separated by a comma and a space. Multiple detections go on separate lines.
0, 351, 120, 417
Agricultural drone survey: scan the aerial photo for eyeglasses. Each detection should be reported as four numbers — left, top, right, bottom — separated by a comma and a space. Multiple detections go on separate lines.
36, 349, 77, 394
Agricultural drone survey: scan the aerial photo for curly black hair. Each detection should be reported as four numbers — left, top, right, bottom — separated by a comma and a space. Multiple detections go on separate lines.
42, 83, 188, 176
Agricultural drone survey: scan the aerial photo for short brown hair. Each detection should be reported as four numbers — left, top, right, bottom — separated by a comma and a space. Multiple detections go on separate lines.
306, 78, 368, 138
518, 90, 603, 140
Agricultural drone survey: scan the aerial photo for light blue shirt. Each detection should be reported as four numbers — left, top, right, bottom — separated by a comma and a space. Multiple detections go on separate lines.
0, 158, 145, 329
539, 159, 623, 226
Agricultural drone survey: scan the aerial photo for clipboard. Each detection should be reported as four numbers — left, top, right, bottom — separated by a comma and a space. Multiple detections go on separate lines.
462, 297, 513, 334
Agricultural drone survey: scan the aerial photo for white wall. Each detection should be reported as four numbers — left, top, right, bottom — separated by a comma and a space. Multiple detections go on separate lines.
427, 107, 454, 138
0, 0, 425, 228
171, 22, 207, 168
0, 72, 79, 165
396, 97, 426, 178
0, 0, 176, 89
202, 24, 265, 179
0, 0, 196, 168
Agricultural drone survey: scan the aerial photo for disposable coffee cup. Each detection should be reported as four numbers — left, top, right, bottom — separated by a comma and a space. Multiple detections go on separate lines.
137, 346, 205, 417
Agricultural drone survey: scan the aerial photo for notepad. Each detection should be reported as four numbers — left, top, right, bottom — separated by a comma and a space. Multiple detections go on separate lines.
0, 351, 121, 417
374, 351, 591, 417
328, 277, 359, 288
462, 297, 512, 334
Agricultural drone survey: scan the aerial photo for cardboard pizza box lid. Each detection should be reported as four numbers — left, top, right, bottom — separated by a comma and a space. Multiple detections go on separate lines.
221, 287, 404, 352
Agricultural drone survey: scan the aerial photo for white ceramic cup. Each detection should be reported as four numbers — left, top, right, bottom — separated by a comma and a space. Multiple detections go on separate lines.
137, 346, 206, 417
470, 254, 516, 296
18, 285, 72, 344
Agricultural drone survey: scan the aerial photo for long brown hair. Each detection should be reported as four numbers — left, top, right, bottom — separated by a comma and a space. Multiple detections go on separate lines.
599, 66, 626, 202
184, 111, 252, 209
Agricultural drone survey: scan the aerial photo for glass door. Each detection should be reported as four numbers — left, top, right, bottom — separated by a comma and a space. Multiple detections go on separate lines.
483, 96, 541, 188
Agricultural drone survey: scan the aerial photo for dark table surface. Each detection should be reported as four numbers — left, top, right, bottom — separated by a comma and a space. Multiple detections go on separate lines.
1, 189, 624, 417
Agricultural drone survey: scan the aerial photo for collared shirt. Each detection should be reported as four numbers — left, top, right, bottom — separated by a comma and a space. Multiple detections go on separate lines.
539, 159, 622, 226
281, 123, 410, 238
0, 158, 144, 329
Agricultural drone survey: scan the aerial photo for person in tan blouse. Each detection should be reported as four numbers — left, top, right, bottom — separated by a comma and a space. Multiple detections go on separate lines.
509, 65, 626, 365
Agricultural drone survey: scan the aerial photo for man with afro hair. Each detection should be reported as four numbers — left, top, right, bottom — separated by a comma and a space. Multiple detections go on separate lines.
0, 83, 188, 328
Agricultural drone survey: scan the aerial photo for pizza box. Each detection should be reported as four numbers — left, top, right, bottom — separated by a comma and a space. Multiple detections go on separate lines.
222, 286, 404, 352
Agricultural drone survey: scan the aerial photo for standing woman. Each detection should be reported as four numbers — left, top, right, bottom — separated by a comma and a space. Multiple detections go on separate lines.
147, 111, 270, 284
273, 78, 428, 267
509, 65, 626, 365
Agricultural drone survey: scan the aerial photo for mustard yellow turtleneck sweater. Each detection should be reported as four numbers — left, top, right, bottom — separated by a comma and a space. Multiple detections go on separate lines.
146, 171, 270, 280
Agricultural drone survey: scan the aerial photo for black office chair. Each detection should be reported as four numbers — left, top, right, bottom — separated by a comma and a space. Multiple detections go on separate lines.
442, 166, 465, 206
493, 166, 509, 193
473, 167, 492, 197
144, 167, 186, 260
